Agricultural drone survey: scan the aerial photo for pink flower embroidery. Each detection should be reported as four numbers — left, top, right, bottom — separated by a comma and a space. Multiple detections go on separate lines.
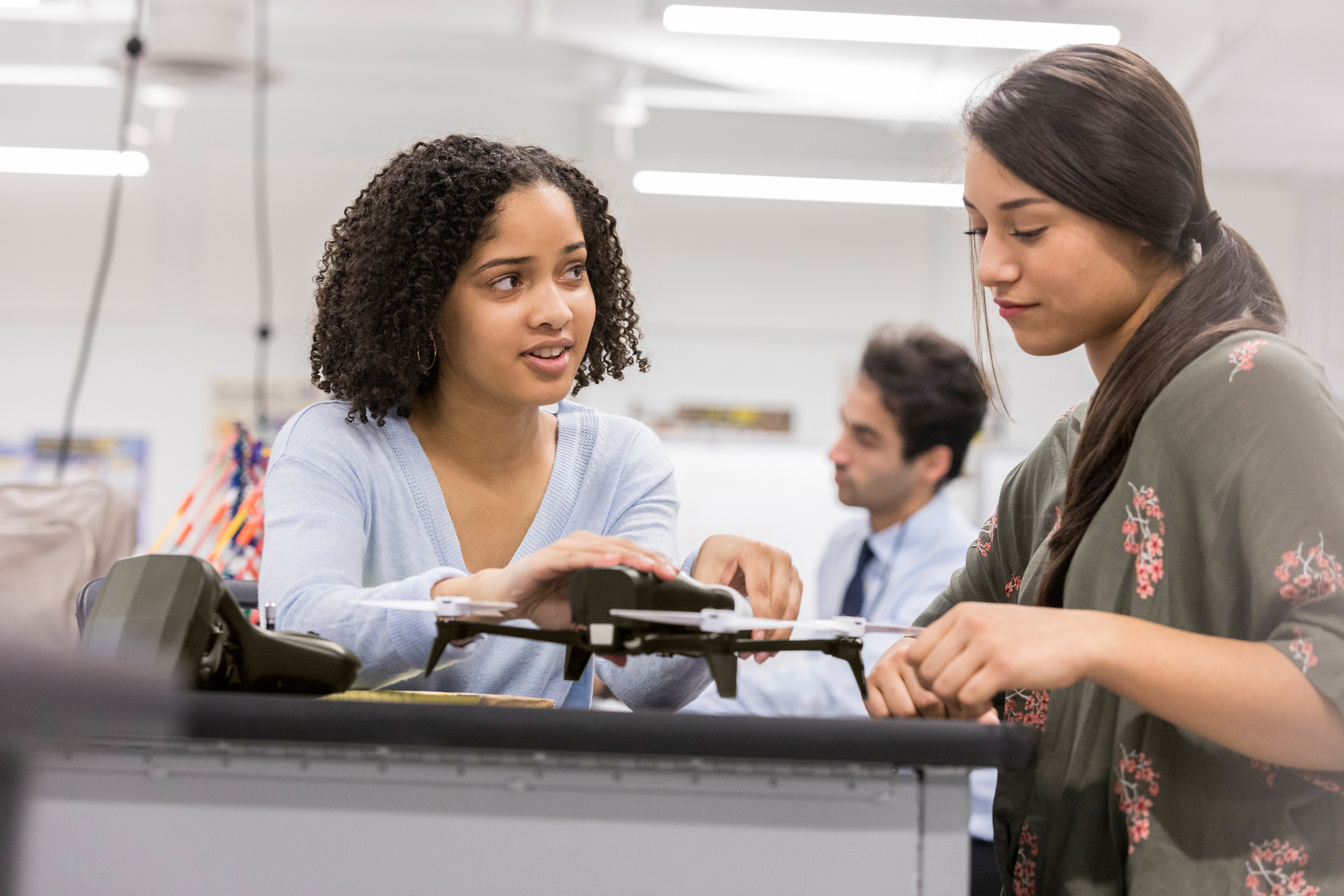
1246, 840, 1319, 895
1273, 535, 1344, 604
1122, 484, 1165, 600
1005, 574, 1023, 600
1004, 688, 1049, 731
1012, 823, 1038, 896
1297, 771, 1342, 795
1115, 745, 1160, 854
1288, 626, 1319, 673
977, 511, 998, 557
1250, 759, 1279, 788
1229, 338, 1268, 382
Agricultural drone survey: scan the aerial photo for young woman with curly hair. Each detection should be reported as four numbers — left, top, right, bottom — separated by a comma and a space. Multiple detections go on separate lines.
260, 136, 800, 708
864, 47, 1344, 892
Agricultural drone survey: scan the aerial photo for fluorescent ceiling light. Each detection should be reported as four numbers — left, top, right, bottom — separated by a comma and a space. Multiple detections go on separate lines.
663, 5, 1121, 51
0, 0, 131, 21
636, 86, 956, 123
633, 171, 962, 206
0, 65, 117, 88
0, 147, 149, 177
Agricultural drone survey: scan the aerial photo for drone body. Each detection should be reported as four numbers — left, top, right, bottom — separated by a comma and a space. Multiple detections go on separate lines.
408, 566, 873, 700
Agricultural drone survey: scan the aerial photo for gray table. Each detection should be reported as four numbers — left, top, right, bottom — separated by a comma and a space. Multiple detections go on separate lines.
5, 666, 1034, 896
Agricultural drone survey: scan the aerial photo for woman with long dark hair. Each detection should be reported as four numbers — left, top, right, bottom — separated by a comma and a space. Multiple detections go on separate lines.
866, 46, 1344, 892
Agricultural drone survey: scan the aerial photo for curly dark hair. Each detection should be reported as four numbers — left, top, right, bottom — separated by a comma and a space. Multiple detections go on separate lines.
310, 135, 648, 425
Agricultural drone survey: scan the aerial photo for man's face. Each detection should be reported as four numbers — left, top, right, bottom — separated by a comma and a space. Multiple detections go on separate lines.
828, 375, 921, 515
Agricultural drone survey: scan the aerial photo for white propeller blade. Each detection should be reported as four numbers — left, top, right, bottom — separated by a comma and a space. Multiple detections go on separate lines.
794, 616, 925, 638
354, 596, 516, 619
608, 608, 798, 634
608, 608, 925, 638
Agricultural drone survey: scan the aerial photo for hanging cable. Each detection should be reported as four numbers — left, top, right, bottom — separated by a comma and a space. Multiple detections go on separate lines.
252, 0, 275, 437
55, 0, 148, 479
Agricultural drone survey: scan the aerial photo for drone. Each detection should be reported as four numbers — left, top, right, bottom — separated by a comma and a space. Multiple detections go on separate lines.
356, 566, 920, 699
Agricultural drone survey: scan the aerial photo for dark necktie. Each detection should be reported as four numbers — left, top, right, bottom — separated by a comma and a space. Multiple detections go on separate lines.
839, 539, 875, 618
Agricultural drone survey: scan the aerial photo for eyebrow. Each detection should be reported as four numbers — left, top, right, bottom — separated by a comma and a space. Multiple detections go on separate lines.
472, 242, 587, 276
963, 197, 1051, 212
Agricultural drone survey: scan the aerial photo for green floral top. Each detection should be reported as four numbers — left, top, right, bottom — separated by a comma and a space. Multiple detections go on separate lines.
917, 332, 1344, 894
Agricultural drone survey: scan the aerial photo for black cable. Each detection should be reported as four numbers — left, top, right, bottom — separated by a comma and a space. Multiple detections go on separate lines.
55, 0, 147, 479
252, 0, 274, 436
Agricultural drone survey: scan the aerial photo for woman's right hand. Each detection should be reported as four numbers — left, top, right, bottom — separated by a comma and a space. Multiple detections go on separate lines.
432, 531, 680, 630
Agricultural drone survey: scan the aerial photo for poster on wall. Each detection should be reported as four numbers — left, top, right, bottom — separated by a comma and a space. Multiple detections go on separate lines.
208, 379, 325, 445
0, 435, 150, 540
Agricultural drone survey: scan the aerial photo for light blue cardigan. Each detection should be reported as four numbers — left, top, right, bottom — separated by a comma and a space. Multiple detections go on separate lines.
261, 399, 713, 709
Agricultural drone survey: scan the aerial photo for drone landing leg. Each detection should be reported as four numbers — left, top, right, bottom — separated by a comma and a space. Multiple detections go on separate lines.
835, 640, 869, 701
424, 632, 450, 677
563, 645, 592, 681
849, 657, 869, 701
424, 622, 471, 677
706, 653, 737, 699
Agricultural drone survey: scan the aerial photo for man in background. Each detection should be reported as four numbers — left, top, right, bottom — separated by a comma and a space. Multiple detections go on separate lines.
682, 325, 997, 894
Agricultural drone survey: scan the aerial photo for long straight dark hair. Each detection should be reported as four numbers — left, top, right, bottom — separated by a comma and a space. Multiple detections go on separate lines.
965, 45, 1286, 608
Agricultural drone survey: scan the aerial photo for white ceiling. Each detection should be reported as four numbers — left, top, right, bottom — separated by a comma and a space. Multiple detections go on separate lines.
1, 0, 1341, 175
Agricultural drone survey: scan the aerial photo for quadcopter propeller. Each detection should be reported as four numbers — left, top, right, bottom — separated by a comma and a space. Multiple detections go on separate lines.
794, 616, 925, 638
609, 608, 925, 639
608, 607, 802, 634
354, 595, 517, 619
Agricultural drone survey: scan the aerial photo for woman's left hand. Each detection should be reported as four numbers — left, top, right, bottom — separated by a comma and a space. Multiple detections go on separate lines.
906, 602, 1104, 715
692, 534, 802, 661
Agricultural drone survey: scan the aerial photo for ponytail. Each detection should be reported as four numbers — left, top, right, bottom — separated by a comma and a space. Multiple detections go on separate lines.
1038, 222, 1284, 607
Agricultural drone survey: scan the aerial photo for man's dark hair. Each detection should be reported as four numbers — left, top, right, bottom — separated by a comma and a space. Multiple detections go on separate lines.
310, 135, 647, 425
859, 326, 987, 485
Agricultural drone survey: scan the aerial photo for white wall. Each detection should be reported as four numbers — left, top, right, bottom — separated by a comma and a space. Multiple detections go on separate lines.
2, 34, 1338, 577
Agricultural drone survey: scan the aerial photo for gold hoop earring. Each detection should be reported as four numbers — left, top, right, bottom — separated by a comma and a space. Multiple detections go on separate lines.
418, 334, 438, 373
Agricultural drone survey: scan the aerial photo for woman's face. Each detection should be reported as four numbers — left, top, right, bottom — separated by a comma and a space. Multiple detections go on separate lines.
963, 140, 1181, 378
437, 183, 595, 409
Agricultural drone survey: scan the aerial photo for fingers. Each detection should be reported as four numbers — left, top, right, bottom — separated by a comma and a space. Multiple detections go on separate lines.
909, 604, 978, 690
865, 665, 912, 718
923, 637, 986, 709
741, 543, 798, 629
751, 561, 802, 662
736, 542, 774, 598
532, 532, 678, 580
693, 536, 802, 660
953, 666, 1003, 716
866, 640, 936, 720
899, 657, 949, 719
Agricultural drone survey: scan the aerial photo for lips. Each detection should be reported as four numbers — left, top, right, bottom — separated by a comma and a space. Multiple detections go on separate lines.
994, 298, 1037, 319
522, 341, 574, 374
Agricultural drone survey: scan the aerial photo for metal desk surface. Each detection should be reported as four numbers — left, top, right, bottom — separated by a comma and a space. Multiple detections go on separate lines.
4, 652, 1034, 896
178, 690, 1036, 768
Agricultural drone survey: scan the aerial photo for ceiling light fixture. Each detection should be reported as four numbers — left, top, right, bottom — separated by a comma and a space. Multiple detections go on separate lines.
662, 5, 1120, 50
0, 147, 149, 177
0, 65, 117, 88
0, 0, 132, 22
633, 170, 962, 206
